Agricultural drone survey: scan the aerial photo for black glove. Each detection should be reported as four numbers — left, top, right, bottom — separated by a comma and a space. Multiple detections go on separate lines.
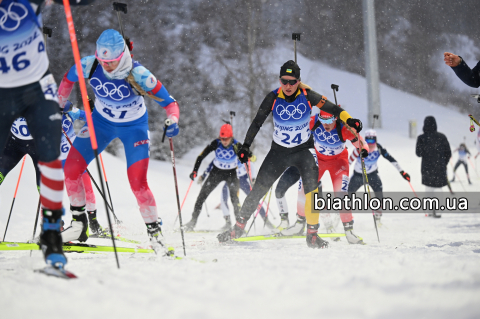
360, 149, 368, 158
347, 118, 363, 133
189, 171, 197, 180
237, 145, 252, 164
400, 171, 411, 182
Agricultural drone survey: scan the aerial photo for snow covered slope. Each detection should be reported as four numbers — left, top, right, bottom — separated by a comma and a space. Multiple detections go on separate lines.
1, 53, 479, 319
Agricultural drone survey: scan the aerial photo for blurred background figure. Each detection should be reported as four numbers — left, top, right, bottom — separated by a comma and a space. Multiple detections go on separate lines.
416, 116, 451, 218
450, 143, 472, 184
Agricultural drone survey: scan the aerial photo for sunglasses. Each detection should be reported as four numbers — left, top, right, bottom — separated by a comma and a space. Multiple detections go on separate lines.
366, 138, 376, 144
280, 78, 299, 86
95, 50, 124, 65
319, 116, 336, 124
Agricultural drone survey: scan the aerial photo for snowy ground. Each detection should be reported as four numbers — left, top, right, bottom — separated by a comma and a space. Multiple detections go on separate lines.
1, 54, 480, 318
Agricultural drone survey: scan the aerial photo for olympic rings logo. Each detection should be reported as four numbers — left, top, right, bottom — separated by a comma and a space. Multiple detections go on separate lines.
366, 151, 379, 161
90, 77, 131, 101
275, 103, 307, 121
314, 126, 340, 145
62, 119, 72, 130
216, 148, 235, 160
0, 2, 28, 31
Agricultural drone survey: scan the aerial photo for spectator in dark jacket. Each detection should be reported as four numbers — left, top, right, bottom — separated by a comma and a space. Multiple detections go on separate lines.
416, 116, 452, 218
444, 52, 480, 88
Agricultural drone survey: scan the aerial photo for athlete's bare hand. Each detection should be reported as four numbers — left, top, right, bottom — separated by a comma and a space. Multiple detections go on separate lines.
444, 52, 462, 67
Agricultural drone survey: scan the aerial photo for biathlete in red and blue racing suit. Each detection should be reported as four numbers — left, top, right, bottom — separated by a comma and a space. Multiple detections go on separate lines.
295, 110, 369, 244
57, 29, 179, 254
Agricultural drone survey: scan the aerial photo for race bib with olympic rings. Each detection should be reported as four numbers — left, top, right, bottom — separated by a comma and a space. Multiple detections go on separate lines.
313, 123, 346, 158
89, 62, 146, 123
272, 89, 312, 148
354, 148, 380, 174
0, 0, 49, 88
213, 140, 238, 170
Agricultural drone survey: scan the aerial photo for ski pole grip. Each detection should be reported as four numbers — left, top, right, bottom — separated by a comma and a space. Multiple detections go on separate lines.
161, 119, 173, 143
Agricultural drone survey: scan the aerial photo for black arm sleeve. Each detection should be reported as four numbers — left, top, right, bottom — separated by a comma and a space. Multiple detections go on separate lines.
415, 136, 424, 157
378, 143, 397, 163
243, 91, 276, 147
307, 90, 346, 118
193, 140, 218, 172
451, 57, 480, 88
444, 136, 452, 163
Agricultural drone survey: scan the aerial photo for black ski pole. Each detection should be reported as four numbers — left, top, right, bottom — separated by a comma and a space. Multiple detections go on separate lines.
229, 111, 236, 130
292, 33, 301, 63
331, 84, 339, 104
29, 198, 42, 256
372, 114, 379, 129
113, 2, 128, 40
98, 153, 122, 225
246, 189, 269, 235
262, 187, 273, 229
43, 26, 52, 48
332, 85, 380, 243
162, 119, 187, 256
2, 156, 26, 241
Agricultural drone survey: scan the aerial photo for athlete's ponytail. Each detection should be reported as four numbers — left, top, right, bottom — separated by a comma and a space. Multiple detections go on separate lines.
299, 82, 312, 91
126, 72, 164, 103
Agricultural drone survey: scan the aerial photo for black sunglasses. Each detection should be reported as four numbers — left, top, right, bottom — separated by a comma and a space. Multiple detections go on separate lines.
280, 78, 299, 85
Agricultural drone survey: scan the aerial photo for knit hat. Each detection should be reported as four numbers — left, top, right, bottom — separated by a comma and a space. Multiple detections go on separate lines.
280, 60, 301, 79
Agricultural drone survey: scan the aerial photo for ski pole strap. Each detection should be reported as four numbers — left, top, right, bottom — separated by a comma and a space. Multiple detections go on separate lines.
88, 59, 99, 80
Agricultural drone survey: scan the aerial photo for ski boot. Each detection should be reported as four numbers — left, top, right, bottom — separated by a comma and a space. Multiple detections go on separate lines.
280, 214, 306, 236
432, 211, 442, 218
217, 217, 247, 242
373, 210, 382, 222
40, 209, 67, 268
275, 213, 290, 231
146, 219, 174, 256
306, 224, 329, 249
61, 206, 89, 243
220, 215, 232, 231
87, 210, 105, 236
343, 221, 365, 245
184, 217, 197, 232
